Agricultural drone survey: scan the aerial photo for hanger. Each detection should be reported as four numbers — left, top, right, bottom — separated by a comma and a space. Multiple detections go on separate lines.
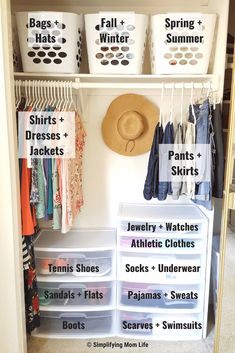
169, 82, 174, 124
16, 80, 22, 109
35, 81, 40, 110
52, 81, 57, 109
49, 81, 54, 108
62, 82, 67, 112
15, 81, 19, 108
39, 81, 46, 111
180, 82, 184, 126
25, 80, 30, 108
15, 81, 18, 108
28, 80, 34, 108
159, 82, 164, 127
190, 81, 197, 124
58, 81, 63, 111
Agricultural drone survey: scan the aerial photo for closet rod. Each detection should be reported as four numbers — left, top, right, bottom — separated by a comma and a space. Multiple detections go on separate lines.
14, 80, 214, 90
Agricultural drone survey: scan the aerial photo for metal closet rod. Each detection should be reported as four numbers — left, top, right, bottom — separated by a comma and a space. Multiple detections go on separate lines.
14, 79, 214, 90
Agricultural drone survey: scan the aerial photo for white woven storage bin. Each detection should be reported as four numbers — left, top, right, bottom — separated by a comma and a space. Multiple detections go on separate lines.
16, 12, 83, 73
85, 13, 148, 74
150, 13, 216, 74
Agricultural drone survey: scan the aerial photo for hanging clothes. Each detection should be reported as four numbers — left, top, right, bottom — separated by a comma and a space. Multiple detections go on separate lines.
52, 158, 62, 230
158, 121, 174, 201
181, 120, 196, 198
59, 112, 86, 233
22, 237, 30, 270
189, 99, 212, 210
143, 122, 163, 200
172, 123, 183, 200
23, 236, 40, 333
211, 104, 224, 198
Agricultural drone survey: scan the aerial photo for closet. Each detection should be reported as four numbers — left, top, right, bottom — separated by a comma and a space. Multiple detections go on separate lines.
0, 0, 232, 352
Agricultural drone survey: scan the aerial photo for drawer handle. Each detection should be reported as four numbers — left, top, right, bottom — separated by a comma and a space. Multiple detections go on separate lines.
58, 283, 87, 290
58, 313, 110, 319
58, 254, 87, 259
59, 313, 88, 319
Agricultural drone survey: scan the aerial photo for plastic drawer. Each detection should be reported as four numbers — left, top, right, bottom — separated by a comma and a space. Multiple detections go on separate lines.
118, 252, 206, 283
35, 250, 113, 277
33, 310, 114, 338
119, 235, 205, 253
118, 310, 203, 340
118, 281, 203, 311
38, 281, 114, 307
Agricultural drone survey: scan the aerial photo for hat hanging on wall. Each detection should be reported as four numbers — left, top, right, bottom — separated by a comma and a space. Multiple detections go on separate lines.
102, 94, 159, 156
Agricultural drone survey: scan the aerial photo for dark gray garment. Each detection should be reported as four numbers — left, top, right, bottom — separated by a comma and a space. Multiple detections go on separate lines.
211, 104, 224, 198
172, 123, 183, 200
158, 121, 174, 201
143, 122, 164, 200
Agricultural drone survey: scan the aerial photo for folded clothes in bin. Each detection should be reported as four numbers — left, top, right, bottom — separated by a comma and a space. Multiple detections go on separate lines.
85, 13, 148, 74
72, 257, 112, 277
150, 13, 216, 74
16, 11, 83, 73
121, 283, 198, 309
121, 312, 152, 335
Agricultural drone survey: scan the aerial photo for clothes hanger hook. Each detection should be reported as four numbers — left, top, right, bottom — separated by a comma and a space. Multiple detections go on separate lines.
180, 82, 184, 125
159, 81, 164, 126
170, 82, 174, 123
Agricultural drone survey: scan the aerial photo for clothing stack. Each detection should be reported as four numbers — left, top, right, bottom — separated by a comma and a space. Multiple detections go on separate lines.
143, 99, 224, 210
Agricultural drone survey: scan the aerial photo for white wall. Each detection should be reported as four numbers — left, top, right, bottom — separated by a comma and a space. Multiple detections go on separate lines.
0, 1, 26, 353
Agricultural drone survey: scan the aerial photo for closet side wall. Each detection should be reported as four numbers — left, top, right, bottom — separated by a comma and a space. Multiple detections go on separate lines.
0, 1, 26, 353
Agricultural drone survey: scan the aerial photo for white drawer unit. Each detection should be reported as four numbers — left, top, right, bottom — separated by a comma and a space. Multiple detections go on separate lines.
35, 250, 113, 278
117, 203, 210, 341
34, 229, 116, 280
33, 229, 116, 338
118, 310, 203, 340
32, 310, 115, 338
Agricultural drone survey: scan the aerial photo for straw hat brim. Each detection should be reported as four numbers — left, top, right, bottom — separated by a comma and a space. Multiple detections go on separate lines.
102, 94, 159, 156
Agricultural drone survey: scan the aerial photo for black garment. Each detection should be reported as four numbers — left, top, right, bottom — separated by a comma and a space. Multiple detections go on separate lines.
158, 121, 174, 201
143, 122, 163, 200
211, 104, 224, 198
24, 236, 40, 333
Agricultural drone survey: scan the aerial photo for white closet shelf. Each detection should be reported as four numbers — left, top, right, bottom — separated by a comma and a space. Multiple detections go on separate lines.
12, 0, 209, 7
14, 72, 216, 81
14, 73, 218, 91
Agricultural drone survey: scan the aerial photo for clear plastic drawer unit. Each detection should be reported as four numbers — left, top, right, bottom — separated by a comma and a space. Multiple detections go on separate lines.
34, 229, 116, 280
33, 310, 115, 338
38, 281, 115, 307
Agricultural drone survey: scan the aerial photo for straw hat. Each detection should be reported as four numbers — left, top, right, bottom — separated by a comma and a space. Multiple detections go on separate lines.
102, 94, 159, 156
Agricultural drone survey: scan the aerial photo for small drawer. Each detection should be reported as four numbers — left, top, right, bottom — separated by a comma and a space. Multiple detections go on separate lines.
118, 252, 206, 283
119, 235, 205, 253
119, 310, 203, 340
118, 220, 205, 236
119, 281, 203, 311
33, 310, 114, 338
38, 281, 114, 307
35, 250, 113, 278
